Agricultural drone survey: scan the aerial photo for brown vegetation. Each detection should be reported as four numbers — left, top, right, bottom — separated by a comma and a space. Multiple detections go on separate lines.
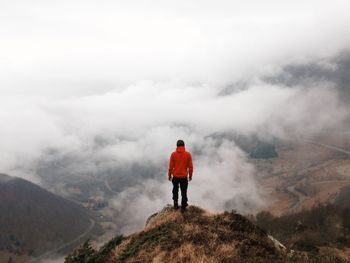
255, 204, 350, 262
66, 205, 349, 263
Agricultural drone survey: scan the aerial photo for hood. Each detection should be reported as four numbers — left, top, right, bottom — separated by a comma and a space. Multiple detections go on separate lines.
176, 146, 186, 153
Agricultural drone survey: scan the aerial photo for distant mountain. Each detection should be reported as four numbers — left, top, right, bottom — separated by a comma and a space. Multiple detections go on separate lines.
0, 173, 93, 262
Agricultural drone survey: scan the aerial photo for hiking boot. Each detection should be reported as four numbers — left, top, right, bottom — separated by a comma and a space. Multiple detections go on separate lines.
174, 201, 179, 210
181, 203, 188, 212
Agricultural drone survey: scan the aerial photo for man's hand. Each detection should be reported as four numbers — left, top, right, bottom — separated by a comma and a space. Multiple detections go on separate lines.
189, 176, 192, 181
168, 176, 172, 181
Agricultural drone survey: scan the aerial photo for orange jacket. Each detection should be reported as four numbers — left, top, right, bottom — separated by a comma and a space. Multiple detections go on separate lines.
168, 146, 193, 178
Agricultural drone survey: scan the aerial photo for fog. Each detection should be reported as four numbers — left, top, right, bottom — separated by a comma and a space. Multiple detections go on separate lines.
1, 0, 350, 232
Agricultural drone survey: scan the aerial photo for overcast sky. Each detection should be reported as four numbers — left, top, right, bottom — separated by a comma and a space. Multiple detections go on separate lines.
1, 0, 350, 95
1, 0, 350, 232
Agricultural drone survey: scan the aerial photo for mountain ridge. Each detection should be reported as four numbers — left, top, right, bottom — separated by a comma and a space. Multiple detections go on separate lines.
65, 205, 347, 263
0, 173, 93, 262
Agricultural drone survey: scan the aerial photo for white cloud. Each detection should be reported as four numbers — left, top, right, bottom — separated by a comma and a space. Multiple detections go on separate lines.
1, 0, 350, 95
0, 0, 349, 232
112, 139, 263, 234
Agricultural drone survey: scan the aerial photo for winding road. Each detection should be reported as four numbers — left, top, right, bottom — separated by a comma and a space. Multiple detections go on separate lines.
285, 140, 350, 212
286, 186, 307, 212
309, 141, 350, 155
104, 179, 118, 194
25, 219, 95, 263
21, 159, 120, 263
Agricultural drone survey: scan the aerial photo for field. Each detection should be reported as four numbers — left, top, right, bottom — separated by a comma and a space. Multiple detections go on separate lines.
255, 135, 350, 216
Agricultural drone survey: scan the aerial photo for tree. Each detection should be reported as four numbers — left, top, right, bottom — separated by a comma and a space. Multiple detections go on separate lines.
250, 142, 278, 159
65, 240, 96, 263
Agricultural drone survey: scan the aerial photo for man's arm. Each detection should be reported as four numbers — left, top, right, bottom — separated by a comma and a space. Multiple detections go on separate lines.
168, 153, 174, 181
188, 153, 193, 181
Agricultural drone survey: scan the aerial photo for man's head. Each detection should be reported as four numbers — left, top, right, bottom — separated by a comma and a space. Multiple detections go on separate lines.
177, 139, 185, 147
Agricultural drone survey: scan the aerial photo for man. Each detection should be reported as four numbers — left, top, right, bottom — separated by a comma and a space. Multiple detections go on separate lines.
168, 139, 193, 211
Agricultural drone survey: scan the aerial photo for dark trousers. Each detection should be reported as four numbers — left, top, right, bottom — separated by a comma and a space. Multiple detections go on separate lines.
172, 177, 188, 206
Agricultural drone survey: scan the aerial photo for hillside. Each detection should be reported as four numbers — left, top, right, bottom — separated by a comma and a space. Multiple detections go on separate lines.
65, 205, 347, 263
255, 204, 350, 259
0, 173, 94, 262
253, 139, 350, 216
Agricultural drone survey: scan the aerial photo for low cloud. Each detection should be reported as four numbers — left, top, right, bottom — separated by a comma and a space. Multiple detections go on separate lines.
1, 70, 348, 232
1, 1, 349, 232
112, 139, 263, 234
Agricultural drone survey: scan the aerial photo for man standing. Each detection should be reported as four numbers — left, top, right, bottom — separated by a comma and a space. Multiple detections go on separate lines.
168, 140, 193, 211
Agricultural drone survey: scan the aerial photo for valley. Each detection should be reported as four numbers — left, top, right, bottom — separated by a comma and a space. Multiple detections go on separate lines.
8, 133, 350, 263
256, 134, 350, 216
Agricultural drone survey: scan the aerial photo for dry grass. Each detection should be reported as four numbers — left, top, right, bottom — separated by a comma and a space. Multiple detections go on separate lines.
0, 250, 29, 263
112, 236, 132, 261
104, 205, 348, 262
66, 204, 349, 263
144, 209, 180, 231
112, 206, 284, 263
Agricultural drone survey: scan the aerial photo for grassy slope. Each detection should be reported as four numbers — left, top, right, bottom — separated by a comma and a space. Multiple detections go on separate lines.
112, 206, 281, 263
66, 205, 348, 263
